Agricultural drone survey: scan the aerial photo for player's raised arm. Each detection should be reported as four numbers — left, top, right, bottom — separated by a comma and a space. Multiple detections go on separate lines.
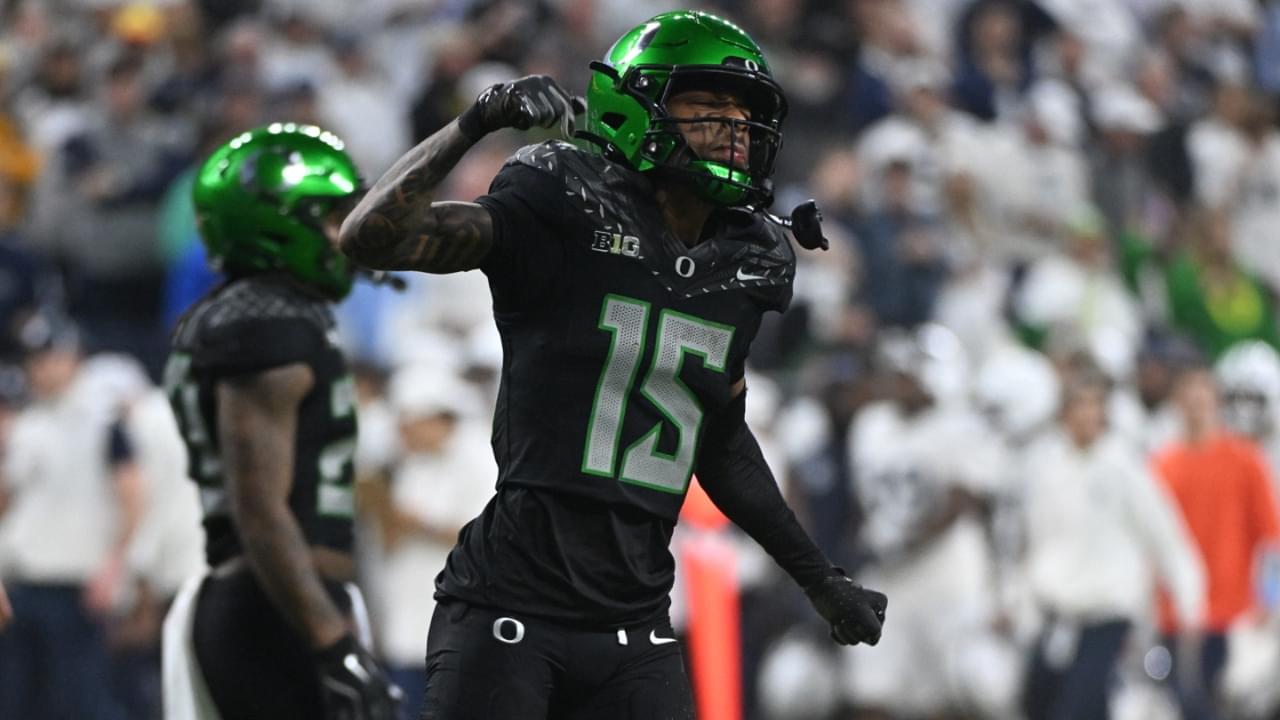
338, 75, 580, 273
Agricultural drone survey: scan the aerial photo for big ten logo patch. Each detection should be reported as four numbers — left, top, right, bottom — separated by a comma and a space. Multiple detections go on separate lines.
591, 230, 641, 258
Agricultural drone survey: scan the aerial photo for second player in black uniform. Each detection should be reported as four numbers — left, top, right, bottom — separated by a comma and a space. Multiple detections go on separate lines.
163, 125, 399, 720
340, 11, 887, 719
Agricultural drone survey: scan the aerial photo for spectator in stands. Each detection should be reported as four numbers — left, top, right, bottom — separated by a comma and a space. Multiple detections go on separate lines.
1229, 91, 1280, 293
843, 327, 999, 719
1123, 204, 1280, 359
951, 0, 1041, 122
0, 49, 41, 227
1170, 207, 1280, 358
1131, 331, 1204, 453
1088, 84, 1167, 242
368, 364, 495, 720
1153, 364, 1280, 720
10, 37, 92, 155
259, 9, 336, 95
0, 313, 143, 720
213, 18, 267, 92
1216, 340, 1280, 482
1151, 6, 1219, 121
842, 0, 925, 133
857, 58, 990, 220
854, 157, 948, 329
1013, 205, 1143, 366
777, 353, 872, 573
31, 51, 192, 369
87, 353, 205, 719
409, 29, 484, 143
1188, 78, 1251, 212
0, 179, 43, 362
1020, 368, 1204, 720
775, 145, 862, 351
985, 83, 1090, 265
146, 3, 220, 122
1035, 3, 1139, 91
317, 32, 412, 179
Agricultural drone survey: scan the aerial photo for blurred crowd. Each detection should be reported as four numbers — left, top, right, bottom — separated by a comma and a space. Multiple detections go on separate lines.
1, 0, 1280, 719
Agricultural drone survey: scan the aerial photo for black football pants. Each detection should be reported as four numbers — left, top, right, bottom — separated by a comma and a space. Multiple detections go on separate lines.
192, 569, 352, 719
420, 599, 694, 720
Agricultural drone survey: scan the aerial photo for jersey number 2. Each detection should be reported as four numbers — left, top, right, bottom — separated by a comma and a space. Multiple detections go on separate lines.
581, 294, 734, 494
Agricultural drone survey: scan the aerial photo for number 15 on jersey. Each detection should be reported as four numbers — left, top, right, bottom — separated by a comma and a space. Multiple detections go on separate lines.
581, 294, 735, 495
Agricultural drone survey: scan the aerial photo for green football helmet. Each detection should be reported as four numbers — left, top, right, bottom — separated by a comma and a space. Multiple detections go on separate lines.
193, 123, 361, 299
583, 10, 787, 207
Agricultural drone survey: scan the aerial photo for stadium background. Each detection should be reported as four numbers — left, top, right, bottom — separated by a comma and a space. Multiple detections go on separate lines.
1, 0, 1280, 718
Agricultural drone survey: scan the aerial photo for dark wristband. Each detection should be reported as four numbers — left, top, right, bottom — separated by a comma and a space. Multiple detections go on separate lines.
457, 101, 490, 143
803, 566, 848, 594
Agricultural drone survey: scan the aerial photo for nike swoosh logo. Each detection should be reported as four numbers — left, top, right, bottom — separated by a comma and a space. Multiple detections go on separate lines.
736, 267, 766, 281
648, 630, 678, 645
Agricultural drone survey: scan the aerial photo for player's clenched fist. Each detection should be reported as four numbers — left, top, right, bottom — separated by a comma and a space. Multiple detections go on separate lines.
459, 75, 585, 141
805, 572, 888, 646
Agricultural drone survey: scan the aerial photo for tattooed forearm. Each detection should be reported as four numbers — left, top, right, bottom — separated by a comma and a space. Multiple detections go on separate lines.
339, 120, 494, 273
349, 201, 492, 273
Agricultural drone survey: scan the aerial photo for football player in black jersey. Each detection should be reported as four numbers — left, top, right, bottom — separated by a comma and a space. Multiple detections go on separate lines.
341, 10, 887, 719
162, 124, 399, 720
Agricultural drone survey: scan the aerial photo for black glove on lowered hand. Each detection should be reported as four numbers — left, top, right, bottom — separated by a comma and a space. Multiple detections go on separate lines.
805, 572, 888, 646
458, 74, 585, 141
315, 634, 402, 720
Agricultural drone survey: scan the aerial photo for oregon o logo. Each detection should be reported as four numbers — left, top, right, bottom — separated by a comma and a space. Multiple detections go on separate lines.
675, 256, 695, 278
744, 59, 759, 72
492, 617, 525, 644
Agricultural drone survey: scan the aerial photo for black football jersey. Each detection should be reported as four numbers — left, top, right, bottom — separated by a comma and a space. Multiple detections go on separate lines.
437, 141, 795, 627
163, 276, 358, 566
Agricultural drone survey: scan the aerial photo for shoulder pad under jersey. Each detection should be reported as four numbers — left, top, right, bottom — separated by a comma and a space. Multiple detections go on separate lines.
505, 140, 650, 237
174, 278, 334, 376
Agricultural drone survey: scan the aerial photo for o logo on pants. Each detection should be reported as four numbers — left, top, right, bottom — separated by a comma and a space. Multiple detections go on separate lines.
492, 617, 525, 644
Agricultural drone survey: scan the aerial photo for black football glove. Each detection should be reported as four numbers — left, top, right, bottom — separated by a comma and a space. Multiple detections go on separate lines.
314, 634, 403, 720
458, 75, 585, 141
805, 572, 887, 646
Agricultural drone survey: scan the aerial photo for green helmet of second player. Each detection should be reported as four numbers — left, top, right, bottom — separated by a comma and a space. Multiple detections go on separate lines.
193, 123, 361, 299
